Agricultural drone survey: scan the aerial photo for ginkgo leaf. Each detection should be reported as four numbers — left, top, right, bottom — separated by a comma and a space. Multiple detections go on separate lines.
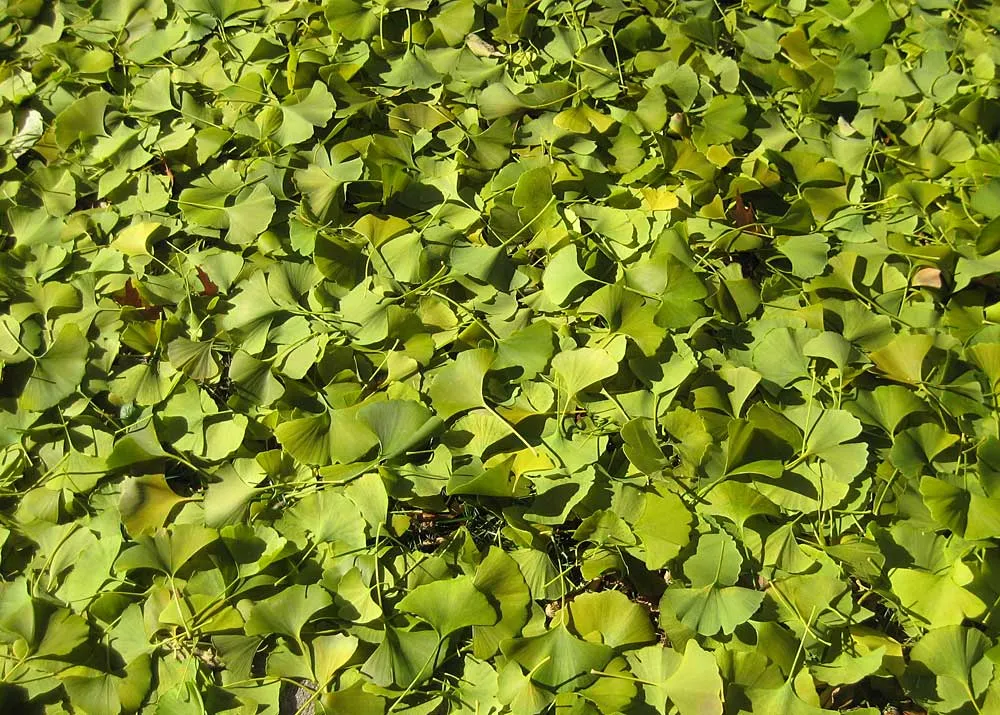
627, 640, 724, 715
63, 673, 121, 715
245, 585, 333, 643
870, 334, 934, 384
274, 410, 378, 466
428, 348, 494, 420
920, 477, 1000, 540
397, 576, 497, 635
294, 156, 364, 222
20, 324, 88, 411
497, 660, 555, 713
889, 567, 986, 627
501, 625, 613, 693
551, 348, 618, 405
362, 627, 443, 688
543, 246, 594, 306
166, 337, 219, 381
225, 183, 275, 245
568, 590, 655, 649
311, 634, 359, 685
906, 626, 993, 713
684, 532, 744, 587
661, 584, 763, 636
118, 474, 187, 536
114, 524, 217, 576
800, 409, 868, 480
273, 81, 336, 146
53, 91, 109, 148
632, 486, 692, 568
472, 548, 531, 659
358, 400, 442, 459
811, 648, 885, 686
748, 680, 837, 715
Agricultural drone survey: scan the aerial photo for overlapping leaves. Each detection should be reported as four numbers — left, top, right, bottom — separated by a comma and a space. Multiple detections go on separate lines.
1, 0, 1000, 713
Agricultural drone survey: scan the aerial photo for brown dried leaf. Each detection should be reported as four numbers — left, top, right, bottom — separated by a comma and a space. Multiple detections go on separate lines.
197, 267, 219, 297
912, 266, 943, 289
465, 33, 503, 58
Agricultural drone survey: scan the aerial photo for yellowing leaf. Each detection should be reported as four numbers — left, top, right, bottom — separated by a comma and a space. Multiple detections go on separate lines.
869, 334, 934, 384
118, 475, 186, 536
641, 187, 680, 211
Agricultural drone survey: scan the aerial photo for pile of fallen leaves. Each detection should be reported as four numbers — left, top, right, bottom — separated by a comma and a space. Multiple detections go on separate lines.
1, 0, 999, 713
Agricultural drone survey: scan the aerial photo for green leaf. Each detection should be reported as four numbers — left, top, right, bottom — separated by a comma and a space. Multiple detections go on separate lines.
295, 156, 363, 222
543, 246, 594, 306
448, 456, 529, 497
622, 418, 669, 476
889, 567, 986, 627
693, 95, 748, 147
627, 640, 724, 715
428, 348, 494, 420
245, 585, 333, 643
632, 487, 693, 569
229, 351, 284, 405
398, 576, 498, 635
920, 477, 1000, 540
748, 680, 837, 715
846, 384, 925, 435
472, 548, 531, 659
114, 524, 217, 575
497, 660, 555, 713
107, 420, 168, 469
0, 578, 35, 644
748, 327, 812, 388
891, 423, 959, 477
579, 285, 666, 355
661, 584, 763, 637
20, 323, 88, 411
494, 321, 555, 380
568, 590, 655, 649
53, 91, 109, 148
281, 488, 367, 551
551, 348, 618, 406
131, 68, 173, 114
778, 235, 829, 278
203, 469, 260, 528
225, 183, 275, 245
844, 0, 893, 54
275, 410, 378, 466
362, 627, 443, 688
906, 626, 993, 713
683, 532, 743, 587
62, 673, 121, 715
358, 400, 442, 459
801, 409, 868, 481
553, 106, 592, 134
273, 81, 336, 146
811, 648, 885, 686
501, 625, 613, 693
311, 633, 359, 684
166, 337, 219, 381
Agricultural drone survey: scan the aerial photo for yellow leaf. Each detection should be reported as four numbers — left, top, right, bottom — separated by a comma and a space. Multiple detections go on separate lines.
553, 107, 591, 134
113, 222, 163, 256
641, 187, 679, 211
706, 144, 734, 167
583, 106, 615, 133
